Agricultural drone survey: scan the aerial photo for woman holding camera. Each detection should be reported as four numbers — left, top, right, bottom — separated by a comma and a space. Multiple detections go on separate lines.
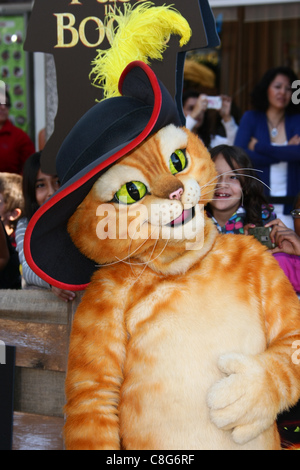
234, 66, 300, 229
182, 90, 239, 149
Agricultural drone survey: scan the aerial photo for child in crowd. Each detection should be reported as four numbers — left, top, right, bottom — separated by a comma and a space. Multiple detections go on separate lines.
0, 219, 21, 289
0, 172, 24, 246
206, 144, 299, 294
15, 152, 76, 302
0, 173, 23, 289
205, 144, 276, 233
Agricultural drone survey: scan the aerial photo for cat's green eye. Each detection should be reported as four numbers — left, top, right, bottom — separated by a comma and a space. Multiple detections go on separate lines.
169, 149, 187, 175
115, 181, 147, 204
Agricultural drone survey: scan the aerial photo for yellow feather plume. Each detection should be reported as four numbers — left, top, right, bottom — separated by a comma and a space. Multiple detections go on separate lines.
90, 2, 192, 99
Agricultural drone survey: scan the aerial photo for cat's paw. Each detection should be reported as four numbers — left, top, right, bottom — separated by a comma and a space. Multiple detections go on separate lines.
207, 353, 277, 445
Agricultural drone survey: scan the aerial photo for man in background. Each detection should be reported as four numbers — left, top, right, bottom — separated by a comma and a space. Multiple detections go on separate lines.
0, 91, 35, 174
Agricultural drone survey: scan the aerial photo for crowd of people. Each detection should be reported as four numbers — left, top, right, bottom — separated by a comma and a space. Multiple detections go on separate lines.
0, 67, 299, 304
183, 66, 300, 280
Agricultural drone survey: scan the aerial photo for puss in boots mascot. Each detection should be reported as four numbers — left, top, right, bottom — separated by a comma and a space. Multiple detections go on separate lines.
24, 3, 300, 450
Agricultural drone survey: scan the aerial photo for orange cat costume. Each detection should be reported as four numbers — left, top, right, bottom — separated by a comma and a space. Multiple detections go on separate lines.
24, 4, 300, 450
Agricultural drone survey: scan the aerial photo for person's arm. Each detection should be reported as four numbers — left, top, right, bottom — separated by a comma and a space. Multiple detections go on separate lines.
254, 140, 300, 163
265, 219, 300, 256
0, 223, 9, 271
219, 95, 238, 145
15, 218, 50, 288
15, 219, 76, 301
235, 113, 278, 166
234, 112, 277, 166
235, 112, 300, 165
221, 117, 238, 145
185, 114, 198, 132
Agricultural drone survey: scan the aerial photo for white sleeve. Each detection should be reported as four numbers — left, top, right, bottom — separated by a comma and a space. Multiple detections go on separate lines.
185, 114, 198, 131
221, 117, 238, 145
15, 218, 50, 289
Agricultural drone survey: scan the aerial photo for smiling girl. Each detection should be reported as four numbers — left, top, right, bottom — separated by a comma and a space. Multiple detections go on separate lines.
205, 145, 276, 234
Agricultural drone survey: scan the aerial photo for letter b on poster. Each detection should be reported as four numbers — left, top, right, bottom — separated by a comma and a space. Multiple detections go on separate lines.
0, 341, 6, 365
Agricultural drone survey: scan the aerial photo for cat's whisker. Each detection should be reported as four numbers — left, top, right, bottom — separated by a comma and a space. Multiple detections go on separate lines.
200, 167, 268, 193
95, 236, 151, 268
200, 182, 246, 198
131, 238, 171, 287
133, 239, 158, 274
200, 169, 271, 204
126, 221, 147, 275
125, 221, 157, 275
124, 238, 169, 267
95, 219, 152, 268
231, 173, 271, 191
129, 236, 163, 287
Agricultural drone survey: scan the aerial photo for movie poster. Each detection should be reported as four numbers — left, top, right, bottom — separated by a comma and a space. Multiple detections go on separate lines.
0, 15, 29, 132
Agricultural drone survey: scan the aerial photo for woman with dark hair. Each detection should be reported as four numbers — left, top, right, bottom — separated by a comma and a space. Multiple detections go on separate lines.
15, 152, 76, 301
234, 66, 300, 228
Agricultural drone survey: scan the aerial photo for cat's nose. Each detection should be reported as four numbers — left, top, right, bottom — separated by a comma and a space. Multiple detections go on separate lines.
169, 188, 183, 200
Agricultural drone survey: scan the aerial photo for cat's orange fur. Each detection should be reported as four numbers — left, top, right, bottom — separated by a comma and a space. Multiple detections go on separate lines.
65, 125, 300, 450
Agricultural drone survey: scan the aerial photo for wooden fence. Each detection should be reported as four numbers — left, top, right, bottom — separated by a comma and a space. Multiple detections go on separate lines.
0, 289, 83, 450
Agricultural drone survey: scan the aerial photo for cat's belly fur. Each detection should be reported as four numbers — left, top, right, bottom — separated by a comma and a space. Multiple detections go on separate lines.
119, 276, 280, 450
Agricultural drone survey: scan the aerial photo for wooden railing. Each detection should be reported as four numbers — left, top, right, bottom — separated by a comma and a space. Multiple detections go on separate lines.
0, 289, 83, 450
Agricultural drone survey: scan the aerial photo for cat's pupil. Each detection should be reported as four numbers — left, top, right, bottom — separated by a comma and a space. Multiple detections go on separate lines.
171, 153, 183, 172
126, 182, 140, 201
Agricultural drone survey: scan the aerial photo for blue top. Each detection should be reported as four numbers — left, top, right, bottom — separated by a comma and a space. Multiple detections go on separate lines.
234, 110, 300, 213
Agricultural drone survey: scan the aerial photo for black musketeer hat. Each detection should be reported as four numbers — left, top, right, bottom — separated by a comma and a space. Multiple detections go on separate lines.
24, 61, 182, 290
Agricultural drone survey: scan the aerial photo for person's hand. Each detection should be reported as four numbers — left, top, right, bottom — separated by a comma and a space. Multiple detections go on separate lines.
51, 286, 76, 302
265, 219, 300, 256
219, 95, 232, 122
248, 137, 258, 151
288, 134, 300, 146
190, 94, 208, 126
243, 223, 255, 236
